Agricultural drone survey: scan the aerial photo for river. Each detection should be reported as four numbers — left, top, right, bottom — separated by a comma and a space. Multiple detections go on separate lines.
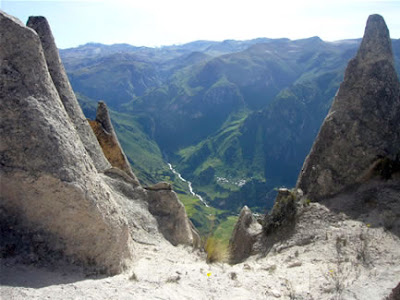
167, 163, 209, 207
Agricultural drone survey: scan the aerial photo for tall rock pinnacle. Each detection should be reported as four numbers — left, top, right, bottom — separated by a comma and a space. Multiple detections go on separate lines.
229, 206, 262, 264
89, 101, 140, 185
297, 14, 400, 200
26, 16, 111, 172
357, 14, 393, 63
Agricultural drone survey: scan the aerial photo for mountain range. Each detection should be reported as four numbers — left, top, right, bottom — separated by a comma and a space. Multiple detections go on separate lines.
60, 34, 400, 219
2, 11, 400, 299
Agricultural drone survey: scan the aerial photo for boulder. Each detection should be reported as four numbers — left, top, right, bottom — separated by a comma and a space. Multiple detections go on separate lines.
297, 14, 400, 200
146, 188, 199, 247
229, 206, 262, 264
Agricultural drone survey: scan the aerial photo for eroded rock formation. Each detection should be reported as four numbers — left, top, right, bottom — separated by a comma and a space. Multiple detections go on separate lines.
26, 16, 111, 173
230, 14, 400, 268
297, 14, 400, 200
89, 101, 140, 185
146, 182, 201, 247
0, 11, 133, 274
0, 12, 198, 273
229, 206, 261, 264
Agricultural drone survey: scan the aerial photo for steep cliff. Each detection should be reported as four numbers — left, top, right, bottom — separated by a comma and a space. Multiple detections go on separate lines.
297, 14, 400, 200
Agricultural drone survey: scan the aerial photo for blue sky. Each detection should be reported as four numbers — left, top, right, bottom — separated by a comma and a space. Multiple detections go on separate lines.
1, 0, 399, 49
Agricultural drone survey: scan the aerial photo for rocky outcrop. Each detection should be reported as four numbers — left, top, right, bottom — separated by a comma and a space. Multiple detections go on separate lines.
88, 101, 140, 185
0, 11, 133, 274
146, 187, 200, 247
26, 16, 111, 173
297, 14, 400, 200
262, 188, 299, 234
229, 206, 262, 264
99, 172, 162, 246
1, 12, 199, 273
145, 181, 173, 191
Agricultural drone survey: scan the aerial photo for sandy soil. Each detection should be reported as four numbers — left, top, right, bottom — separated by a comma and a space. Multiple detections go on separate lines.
2, 201, 400, 300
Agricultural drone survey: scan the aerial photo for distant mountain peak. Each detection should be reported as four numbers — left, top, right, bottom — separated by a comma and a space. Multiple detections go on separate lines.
306, 36, 322, 41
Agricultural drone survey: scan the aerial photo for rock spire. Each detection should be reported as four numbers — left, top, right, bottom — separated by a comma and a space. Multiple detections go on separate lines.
26, 16, 111, 172
89, 101, 140, 185
297, 14, 400, 200
229, 206, 262, 264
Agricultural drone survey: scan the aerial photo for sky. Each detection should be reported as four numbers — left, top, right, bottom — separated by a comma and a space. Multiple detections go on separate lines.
1, 0, 399, 49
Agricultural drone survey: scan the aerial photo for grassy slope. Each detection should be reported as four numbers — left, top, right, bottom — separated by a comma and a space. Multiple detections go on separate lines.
175, 98, 298, 213
177, 193, 237, 245
170, 41, 362, 213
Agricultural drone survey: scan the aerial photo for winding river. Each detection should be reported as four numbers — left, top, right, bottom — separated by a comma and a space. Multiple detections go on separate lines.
168, 163, 209, 207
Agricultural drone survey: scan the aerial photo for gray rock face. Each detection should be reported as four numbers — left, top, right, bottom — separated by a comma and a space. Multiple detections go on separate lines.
0, 11, 133, 273
99, 173, 163, 246
96, 101, 114, 134
89, 101, 140, 185
297, 14, 400, 200
26, 16, 111, 173
229, 206, 262, 264
146, 189, 199, 247
1, 13, 199, 272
